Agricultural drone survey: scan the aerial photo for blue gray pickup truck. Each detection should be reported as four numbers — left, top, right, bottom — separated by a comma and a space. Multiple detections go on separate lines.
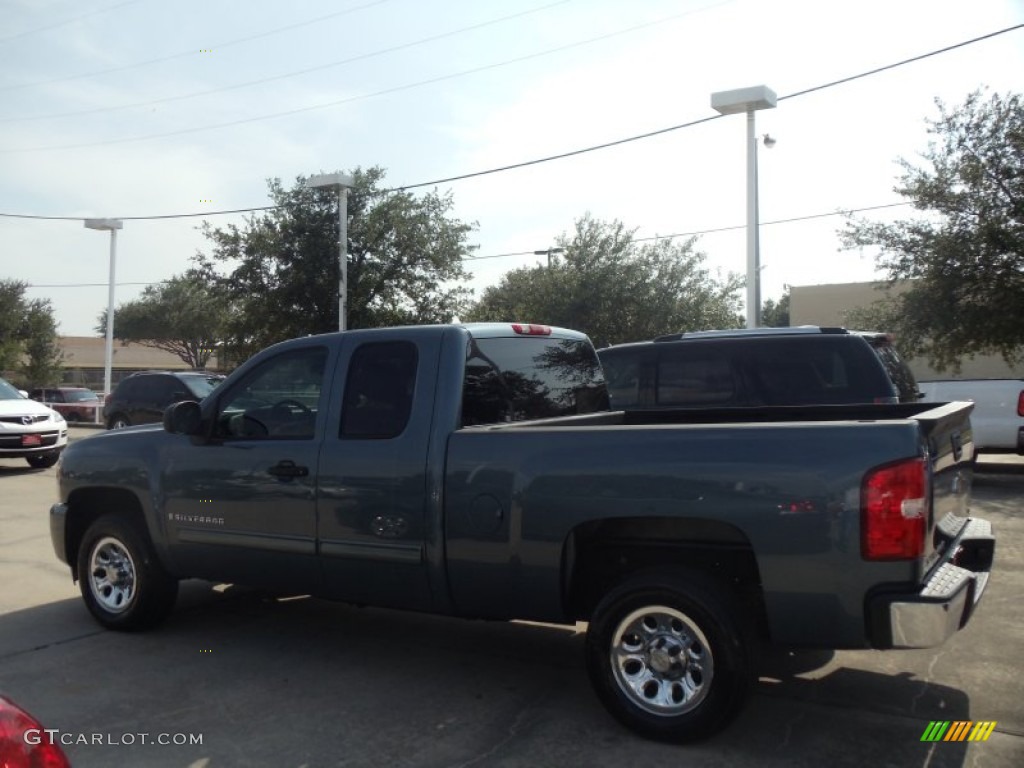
49, 323, 995, 742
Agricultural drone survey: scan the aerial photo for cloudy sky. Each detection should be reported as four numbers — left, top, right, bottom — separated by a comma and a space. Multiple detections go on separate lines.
2, 0, 1022, 336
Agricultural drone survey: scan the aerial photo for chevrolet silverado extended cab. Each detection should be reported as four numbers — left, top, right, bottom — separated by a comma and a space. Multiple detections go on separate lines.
50, 323, 994, 743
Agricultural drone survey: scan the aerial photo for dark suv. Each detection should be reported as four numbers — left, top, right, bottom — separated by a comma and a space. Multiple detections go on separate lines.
598, 326, 919, 410
105, 371, 224, 429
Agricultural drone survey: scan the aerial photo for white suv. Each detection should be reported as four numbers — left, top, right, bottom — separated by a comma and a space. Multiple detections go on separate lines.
0, 376, 68, 468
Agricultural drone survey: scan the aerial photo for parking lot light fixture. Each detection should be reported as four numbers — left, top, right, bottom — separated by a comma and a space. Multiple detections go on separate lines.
305, 173, 355, 331
711, 85, 777, 328
84, 218, 124, 404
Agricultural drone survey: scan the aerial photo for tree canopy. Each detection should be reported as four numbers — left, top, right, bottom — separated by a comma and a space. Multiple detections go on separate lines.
842, 90, 1024, 370
195, 166, 475, 362
97, 271, 229, 369
761, 289, 790, 328
466, 215, 743, 347
0, 279, 63, 387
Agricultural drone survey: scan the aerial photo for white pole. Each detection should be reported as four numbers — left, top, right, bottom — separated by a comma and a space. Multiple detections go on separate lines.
745, 107, 761, 329
103, 228, 118, 400
338, 187, 349, 332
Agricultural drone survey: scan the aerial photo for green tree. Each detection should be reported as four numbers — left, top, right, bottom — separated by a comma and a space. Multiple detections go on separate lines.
842, 90, 1024, 371
97, 271, 230, 369
195, 167, 475, 362
466, 214, 743, 347
761, 289, 790, 327
0, 279, 63, 387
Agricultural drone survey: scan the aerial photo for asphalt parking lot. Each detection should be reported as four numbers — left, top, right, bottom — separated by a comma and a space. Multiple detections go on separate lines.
1, 427, 1022, 767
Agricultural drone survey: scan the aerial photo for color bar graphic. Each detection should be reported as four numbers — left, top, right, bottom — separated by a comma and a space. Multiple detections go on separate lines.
920, 721, 996, 742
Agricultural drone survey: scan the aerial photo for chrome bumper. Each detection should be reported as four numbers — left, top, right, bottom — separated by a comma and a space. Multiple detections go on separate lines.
870, 518, 994, 649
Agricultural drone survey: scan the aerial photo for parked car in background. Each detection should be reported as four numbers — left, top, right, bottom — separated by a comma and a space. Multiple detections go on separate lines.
919, 378, 1024, 458
0, 376, 67, 468
597, 326, 915, 410
0, 694, 71, 767
104, 371, 225, 429
30, 386, 101, 423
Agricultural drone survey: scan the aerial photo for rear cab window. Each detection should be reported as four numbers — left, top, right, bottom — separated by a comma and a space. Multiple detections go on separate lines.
461, 326, 609, 426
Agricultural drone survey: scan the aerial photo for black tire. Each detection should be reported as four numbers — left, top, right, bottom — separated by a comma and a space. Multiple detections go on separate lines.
26, 453, 59, 469
585, 569, 755, 743
107, 413, 130, 429
76, 514, 178, 631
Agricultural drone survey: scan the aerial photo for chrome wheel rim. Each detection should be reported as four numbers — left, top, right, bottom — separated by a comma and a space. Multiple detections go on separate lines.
610, 605, 713, 716
88, 536, 137, 613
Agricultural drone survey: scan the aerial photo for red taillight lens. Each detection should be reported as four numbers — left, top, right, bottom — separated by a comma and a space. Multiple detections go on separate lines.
1017, 390, 1024, 417
861, 457, 928, 560
0, 696, 71, 768
511, 323, 552, 336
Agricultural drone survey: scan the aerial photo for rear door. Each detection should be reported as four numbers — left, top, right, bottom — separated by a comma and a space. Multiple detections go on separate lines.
316, 334, 439, 611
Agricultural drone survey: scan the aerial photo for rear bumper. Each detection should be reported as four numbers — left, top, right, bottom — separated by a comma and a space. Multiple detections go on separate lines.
868, 518, 994, 649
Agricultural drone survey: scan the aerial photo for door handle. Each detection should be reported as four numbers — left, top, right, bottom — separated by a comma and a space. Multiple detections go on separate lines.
267, 460, 309, 479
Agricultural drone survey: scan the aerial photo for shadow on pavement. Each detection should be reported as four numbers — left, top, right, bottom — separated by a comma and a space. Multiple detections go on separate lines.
0, 581, 987, 768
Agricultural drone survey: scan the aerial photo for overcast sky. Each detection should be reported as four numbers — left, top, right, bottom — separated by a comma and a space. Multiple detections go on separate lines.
2, 0, 1022, 337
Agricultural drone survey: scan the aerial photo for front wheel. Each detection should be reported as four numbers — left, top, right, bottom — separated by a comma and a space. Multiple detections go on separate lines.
26, 453, 59, 469
77, 514, 178, 631
585, 570, 754, 743
107, 414, 130, 429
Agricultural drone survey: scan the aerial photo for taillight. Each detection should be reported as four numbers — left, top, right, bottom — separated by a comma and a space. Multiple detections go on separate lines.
0, 696, 71, 768
861, 457, 928, 560
1017, 390, 1024, 417
511, 324, 552, 336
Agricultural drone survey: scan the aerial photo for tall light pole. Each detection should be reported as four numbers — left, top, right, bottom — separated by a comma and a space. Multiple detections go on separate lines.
711, 85, 776, 328
84, 218, 123, 402
306, 173, 355, 331
533, 247, 565, 268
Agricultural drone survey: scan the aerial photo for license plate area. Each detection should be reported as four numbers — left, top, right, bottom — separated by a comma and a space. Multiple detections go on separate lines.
21, 434, 42, 447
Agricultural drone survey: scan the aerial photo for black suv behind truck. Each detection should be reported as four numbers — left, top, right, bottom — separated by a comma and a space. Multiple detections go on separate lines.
105, 371, 224, 429
598, 326, 919, 410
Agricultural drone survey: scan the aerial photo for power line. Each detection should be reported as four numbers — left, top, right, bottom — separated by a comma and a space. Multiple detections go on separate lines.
20, 200, 913, 288
0, 0, 145, 46
0, 1, 573, 123
0, 0, 396, 92
0, 1, 734, 152
1, 23, 1019, 220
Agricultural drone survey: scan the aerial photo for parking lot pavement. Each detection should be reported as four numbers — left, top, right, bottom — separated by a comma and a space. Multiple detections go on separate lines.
1, 456, 1021, 767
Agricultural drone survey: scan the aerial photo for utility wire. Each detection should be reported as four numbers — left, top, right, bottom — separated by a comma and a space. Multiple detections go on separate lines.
0, 0, 396, 92
0, 0, 145, 45
22, 200, 912, 288
0, 1, 573, 123
0, 1, 733, 152
1, 23, 1019, 220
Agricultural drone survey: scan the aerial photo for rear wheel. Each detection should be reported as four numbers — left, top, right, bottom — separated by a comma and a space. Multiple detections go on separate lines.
77, 514, 178, 630
585, 569, 754, 743
107, 414, 130, 429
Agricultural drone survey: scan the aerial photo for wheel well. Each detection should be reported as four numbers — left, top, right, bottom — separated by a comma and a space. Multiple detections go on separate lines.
64, 488, 146, 578
563, 517, 770, 640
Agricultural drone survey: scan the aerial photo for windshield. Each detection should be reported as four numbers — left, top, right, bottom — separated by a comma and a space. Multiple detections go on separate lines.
64, 389, 99, 402
0, 377, 24, 401
182, 375, 224, 400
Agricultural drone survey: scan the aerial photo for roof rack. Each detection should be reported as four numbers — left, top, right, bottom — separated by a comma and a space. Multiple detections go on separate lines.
653, 326, 849, 342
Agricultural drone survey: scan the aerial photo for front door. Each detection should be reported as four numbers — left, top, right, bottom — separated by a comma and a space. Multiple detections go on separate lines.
162, 344, 331, 593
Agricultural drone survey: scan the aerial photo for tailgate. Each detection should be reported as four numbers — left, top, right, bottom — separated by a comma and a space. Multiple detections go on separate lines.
912, 401, 975, 571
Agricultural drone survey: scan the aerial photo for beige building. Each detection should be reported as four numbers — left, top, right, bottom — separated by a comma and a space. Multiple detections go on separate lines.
790, 281, 1023, 381
57, 337, 199, 391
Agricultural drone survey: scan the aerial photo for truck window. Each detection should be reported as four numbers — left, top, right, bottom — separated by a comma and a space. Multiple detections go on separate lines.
215, 347, 327, 440
340, 341, 417, 439
462, 336, 608, 426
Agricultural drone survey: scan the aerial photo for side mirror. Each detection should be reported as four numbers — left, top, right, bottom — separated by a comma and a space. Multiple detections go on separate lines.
164, 400, 203, 435
18, 390, 28, 398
